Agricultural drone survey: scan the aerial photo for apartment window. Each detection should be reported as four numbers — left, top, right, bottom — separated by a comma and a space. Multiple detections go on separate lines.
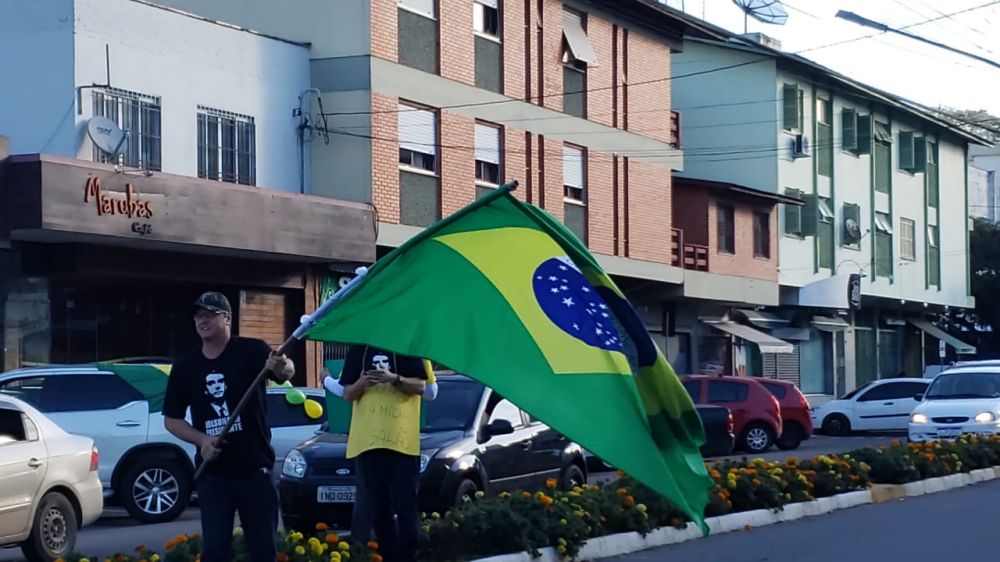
782, 84, 803, 131
474, 0, 502, 93
398, 102, 439, 227
753, 211, 771, 259
398, 0, 438, 74
928, 225, 941, 286
927, 142, 939, 208
900, 218, 916, 260
398, 103, 437, 172
563, 144, 587, 242
899, 131, 927, 173
562, 9, 596, 119
817, 98, 833, 177
817, 197, 834, 269
875, 212, 893, 278
842, 202, 861, 248
783, 188, 804, 237
92, 88, 161, 171
475, 122, 502, 198
717, 204, 735, 254
196, 107, 256, 185
843, 109, 874, 155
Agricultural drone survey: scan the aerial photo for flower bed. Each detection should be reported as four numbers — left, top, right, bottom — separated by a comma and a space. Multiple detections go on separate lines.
61, 435, 1000, 562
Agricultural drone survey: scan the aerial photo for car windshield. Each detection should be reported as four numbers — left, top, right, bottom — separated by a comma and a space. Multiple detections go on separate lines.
925, 371, 1000, 400
423, 380, 484, 432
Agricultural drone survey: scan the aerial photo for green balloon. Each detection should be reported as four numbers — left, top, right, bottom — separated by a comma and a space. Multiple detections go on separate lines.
285, 388, 306, 405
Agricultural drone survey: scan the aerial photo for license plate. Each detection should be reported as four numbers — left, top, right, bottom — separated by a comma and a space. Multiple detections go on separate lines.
937, 428, 962, 438
317, 486, 356, 503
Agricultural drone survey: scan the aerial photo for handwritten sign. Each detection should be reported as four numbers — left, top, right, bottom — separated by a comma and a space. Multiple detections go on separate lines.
346, 384, 421, 458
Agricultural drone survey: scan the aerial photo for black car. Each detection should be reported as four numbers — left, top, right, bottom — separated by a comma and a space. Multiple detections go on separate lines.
278, 375, 588, 531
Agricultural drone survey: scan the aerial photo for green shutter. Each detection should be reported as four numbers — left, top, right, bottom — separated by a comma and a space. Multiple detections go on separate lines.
876, 231, 893, 278
856, 114, 872, 155
913, 137, 927, 173
899, 131, 915, 171
818, 123, 833, 177
818, 220, 834, 269
783, 84, 800, 130
842, 108, 858, 152
855, 329, 877, 386
800, 194, 819, 237
874, 142, 891, 193
783, 189, 803, 236
927, 162, 939, 208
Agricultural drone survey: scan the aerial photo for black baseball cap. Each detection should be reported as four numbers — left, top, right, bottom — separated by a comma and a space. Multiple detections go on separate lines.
192, 292, 232, 315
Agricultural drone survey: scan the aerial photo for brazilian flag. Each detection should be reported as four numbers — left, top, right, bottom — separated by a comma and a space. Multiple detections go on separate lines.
306, 183, 712, 530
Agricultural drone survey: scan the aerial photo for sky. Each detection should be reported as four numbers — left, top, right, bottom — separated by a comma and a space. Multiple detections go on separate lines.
660, 0, 1000, 116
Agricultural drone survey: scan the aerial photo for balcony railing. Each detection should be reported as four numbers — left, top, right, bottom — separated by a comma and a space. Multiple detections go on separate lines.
671, 228, 708, 271
670, 110, 681, 149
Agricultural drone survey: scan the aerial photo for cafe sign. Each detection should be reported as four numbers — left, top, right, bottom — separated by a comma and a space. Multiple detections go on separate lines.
83, 177, 154, 235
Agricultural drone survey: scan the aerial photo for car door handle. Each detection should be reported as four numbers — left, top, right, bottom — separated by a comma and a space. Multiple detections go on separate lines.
27, 458, 43, 469
116, 420, 142, 427
883, 402, 894, 406
521, 440, 533, 451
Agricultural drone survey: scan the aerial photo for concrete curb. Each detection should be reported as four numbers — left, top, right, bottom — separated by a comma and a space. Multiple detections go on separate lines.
472, 469, 1000, 562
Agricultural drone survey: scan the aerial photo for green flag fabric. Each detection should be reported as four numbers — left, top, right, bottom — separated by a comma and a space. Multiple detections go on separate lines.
101, 363, 171, 413
305, 183, 712, 530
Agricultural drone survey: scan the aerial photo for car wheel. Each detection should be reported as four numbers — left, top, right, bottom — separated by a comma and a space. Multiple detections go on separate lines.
741, 423, 774, 453
775, 424, 803, 450
821, 414, 852, 437
21, 491, 78, 562
560, 464, 586, 490
119, 457, 191, 524
453, 478, 480, 508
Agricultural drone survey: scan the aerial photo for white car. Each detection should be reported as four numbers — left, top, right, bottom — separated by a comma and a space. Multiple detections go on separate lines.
0, 396, 103, 561
811, 378, 930, 435
909, 366, 1000, 442
0, 365, 324, 524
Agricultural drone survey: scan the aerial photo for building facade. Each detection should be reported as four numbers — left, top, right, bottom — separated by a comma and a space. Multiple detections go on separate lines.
0, 0, 376, 382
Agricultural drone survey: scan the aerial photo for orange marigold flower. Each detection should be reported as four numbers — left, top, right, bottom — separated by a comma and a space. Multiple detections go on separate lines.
541, 496, 555, 506
546, 478, 558, 489
522, 491, 532, 499
890, 439, 901, 446
277, 554, 290, 562
367, 541, 379, 550
371, 555, 383, 562
164, 540, 175, 550
326, 533, 340, 544
752, 479, 762, 487
709, 470, 721, 479
617, 488, 628, 496
136, 546, 148, 554
623, 495, 636, 508
316, 522, 329, 531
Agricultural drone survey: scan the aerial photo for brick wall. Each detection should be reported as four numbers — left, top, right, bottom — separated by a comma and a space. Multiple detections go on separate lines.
441, 111, 476, 215
587, 16, 614, 127
540, 0, 563, 111
440, 0, 475, 85
238, 290, 287, 349
706, 199, 778, 281
503, 0, 527, 98
626, 159, 671, 262
626, 28, 671, 143
372, 0, 398, 62
587, 149, 615, 255
505, 126, 528, 201
672, 184, 711, 246
372, 92, 400, 223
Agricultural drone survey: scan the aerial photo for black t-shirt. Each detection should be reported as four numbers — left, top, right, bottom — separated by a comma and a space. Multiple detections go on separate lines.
163, 337, 277, 476
339, 345, 428, 386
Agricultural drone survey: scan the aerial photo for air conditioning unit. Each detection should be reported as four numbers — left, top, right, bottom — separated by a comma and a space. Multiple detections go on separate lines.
791, 134, 810, 158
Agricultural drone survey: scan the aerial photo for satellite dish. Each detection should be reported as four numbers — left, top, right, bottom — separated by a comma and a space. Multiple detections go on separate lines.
732, 0, 789, 32
87, 116, 127, 157
844, 218, 862, 241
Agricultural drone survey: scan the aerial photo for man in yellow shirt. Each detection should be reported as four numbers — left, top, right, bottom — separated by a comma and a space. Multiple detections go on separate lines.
337, 345, 430, 562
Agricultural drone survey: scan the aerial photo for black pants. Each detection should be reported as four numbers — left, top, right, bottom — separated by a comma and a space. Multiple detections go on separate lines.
354, 449, 420, 562
196, 469, 278, 562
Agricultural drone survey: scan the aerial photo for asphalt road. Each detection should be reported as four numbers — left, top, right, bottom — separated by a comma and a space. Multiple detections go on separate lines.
600, 478, 1000, 562
0, 434, 898, 560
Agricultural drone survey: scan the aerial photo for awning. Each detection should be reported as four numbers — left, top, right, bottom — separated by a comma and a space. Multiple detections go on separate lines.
812, 315, 849, 332
562, 11, 598, 65
772, 327, 812, 341
703, 319, 794, 354
737, 309, 789, 329
907, 319, 977, 355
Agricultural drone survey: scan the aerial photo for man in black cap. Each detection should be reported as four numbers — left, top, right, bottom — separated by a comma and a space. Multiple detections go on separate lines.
163, 291, 294, 562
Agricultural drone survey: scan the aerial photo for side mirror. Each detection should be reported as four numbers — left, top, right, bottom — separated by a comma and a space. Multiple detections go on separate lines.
484, 419, 515, 438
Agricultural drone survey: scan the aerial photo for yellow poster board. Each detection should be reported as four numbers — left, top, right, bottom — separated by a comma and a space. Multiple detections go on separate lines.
346, 384, 422, 458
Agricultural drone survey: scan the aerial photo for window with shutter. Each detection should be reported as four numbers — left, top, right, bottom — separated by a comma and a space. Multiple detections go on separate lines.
912, 137, 927, 173
928, 225, 940, 286
856, 114, 872, 155
899, 131, 915, 171
874, 141, 891, 193
784, 188, 803, 237
474, 122, 502, 187
762, 345, 800, 385
842, 108, 858, 152
800, 194, 819, 237
855, 329, 877, 386
398, 103, 437, 172
900, 218, 916, 260
927, 142, 939, 208
782, 84, 801, 131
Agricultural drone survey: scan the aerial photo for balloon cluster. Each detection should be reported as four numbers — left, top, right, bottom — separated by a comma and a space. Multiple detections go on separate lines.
277, 381, 324, 419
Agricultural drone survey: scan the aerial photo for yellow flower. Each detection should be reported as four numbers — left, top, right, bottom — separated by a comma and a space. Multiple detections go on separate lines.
151, 556, 160, 562
557, 546, 567, 555
560, 519, 568, 525
557, 538, 567, 546
330, 553, 342, 562
235, 527, 244, 536
339, 541, 351, 551
310, 538, 321, 547
475, 491, 485, 499
431, 512, 441, 519
421, 525, 431, 533
295, 546, 306, 556
636, 504, 647, 513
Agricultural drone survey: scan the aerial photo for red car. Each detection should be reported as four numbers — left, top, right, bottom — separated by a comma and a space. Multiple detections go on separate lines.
681, 375, 782, 453
757, 379, 813, 450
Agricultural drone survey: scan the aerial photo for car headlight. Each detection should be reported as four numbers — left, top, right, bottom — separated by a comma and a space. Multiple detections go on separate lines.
911, 413, 929, 424
282, 449, 308, 478
419, 450, 437, 473
975, 412, 996, 424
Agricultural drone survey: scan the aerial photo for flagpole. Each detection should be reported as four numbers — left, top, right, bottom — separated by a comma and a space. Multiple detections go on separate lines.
193, 266, 369, 480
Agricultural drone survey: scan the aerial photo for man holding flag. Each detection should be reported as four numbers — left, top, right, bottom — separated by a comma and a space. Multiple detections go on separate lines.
297, 182, 713, 534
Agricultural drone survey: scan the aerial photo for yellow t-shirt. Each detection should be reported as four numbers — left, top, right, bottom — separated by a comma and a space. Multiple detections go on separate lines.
345, 359, 435, 458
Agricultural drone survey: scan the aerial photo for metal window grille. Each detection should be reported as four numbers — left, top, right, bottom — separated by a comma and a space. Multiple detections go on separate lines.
92, 88, 161, 171
197, 107, 256, 185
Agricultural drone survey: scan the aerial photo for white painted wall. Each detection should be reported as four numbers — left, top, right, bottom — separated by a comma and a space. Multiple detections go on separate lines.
71, 0, 310, 192
671, 40, 778, 192
968, 166, 993, 221
0, 0, 77, 156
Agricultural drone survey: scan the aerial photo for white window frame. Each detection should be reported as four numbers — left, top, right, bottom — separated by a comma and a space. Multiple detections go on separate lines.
473, 0, 501, 40
398, 102, 438, 175
475, 122, 502, 187
900, 218, 916, 260
817, 197, 835, 222
398, 0, 436, 19
563, 144, 586, 203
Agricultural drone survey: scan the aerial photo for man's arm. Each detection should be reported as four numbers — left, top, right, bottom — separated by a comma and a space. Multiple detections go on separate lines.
164, 417, 222, 462
366, 370, 426, 396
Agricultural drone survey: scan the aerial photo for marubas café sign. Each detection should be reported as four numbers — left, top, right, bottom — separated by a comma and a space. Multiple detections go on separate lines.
83, 177, 155, 236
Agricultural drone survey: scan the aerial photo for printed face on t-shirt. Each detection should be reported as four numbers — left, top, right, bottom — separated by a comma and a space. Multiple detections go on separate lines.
205, 372, 227, 399
371, 354, 391, 371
